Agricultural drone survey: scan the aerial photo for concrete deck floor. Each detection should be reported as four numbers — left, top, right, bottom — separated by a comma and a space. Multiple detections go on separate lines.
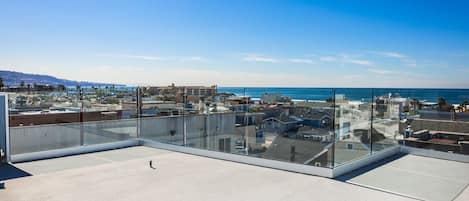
0, 146, 421, 201
343, 154, 469, 201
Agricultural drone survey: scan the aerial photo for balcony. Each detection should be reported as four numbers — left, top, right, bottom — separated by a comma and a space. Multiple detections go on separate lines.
1, 87, 469, 201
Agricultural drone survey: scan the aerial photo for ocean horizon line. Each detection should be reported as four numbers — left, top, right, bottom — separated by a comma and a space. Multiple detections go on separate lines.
218, 86, 469, 90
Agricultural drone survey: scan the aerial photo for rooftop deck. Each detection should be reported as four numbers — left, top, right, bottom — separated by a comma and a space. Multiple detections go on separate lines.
340, 154, 469, 201
0, 146, 429, 201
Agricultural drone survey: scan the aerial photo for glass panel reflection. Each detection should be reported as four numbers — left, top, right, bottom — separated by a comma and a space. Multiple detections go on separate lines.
333, 88, 372, 166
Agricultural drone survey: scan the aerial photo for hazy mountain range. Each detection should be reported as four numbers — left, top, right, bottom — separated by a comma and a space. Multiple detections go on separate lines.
0, 70, 124, 87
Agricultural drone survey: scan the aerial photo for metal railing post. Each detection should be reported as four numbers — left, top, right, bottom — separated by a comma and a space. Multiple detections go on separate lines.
79, 88, 84, 146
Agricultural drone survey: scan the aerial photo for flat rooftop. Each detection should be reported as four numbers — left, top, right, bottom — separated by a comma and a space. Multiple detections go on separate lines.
0, 146, 421, 201
341, 154, 469, 201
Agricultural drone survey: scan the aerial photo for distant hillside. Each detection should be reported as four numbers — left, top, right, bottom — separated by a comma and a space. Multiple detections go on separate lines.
0, 70, 125, 87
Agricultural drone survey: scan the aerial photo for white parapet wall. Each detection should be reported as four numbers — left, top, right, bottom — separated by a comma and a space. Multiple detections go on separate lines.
10, 139, 140, 163
332, 145, 401, 178
401, 145, 469, 163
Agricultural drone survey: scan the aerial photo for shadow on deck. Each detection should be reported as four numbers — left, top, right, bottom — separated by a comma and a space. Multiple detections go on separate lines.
0, 164, 32, 182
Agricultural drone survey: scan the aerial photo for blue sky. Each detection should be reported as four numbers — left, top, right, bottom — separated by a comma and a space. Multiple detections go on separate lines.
1, 0, 468, 87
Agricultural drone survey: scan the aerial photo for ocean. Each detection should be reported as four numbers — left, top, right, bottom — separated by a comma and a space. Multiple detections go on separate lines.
218, 87, 469, 104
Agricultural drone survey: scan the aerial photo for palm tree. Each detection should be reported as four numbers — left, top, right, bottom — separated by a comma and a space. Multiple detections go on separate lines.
438, 97, 447, 111
457, 105, 463, 113
0, 77, 4, 90
461, 100, 469, 112
410, 98, 421, 111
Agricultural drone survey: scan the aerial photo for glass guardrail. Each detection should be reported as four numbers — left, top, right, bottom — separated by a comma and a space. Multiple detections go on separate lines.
6, 87, 469, 166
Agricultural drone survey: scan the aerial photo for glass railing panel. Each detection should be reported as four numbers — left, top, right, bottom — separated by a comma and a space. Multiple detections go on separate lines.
212, 87, 249, 155
82, 119, 137, 145
333, 88, 373, 167
229, 87, 335, 168
8, 89, 82, 155
371, 89, 400, 153
138, 85, 190, 146
140, 116, 185, 145
8, 90, 80, 126
9, 123, 81, 155
175, 87, 248, 155
80, 86, 138, 145
398, 89, 469, 155
8, 87, 142, 155
183, 87, 240, 153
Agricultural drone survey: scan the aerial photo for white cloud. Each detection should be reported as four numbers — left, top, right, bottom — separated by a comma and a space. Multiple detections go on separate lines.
319, 55, 373, 66
373, 51, 407, 59
243, 55, 278, 63
123, 55, 163, 61
99, 54, 211, 63
372, 51, 420, 67
367, 68, 404, 75
180, 56, 207, 62
319, 56, 337, 62
400, 59, 417, 67
288, 58, 315, 64
346, 59, 373, 66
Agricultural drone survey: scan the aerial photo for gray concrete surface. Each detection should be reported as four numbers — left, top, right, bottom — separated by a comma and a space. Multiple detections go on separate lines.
0, 146, 417, 201
455, 184, 469, 201
347, 154, 469, 201
12, 146, 171, 175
